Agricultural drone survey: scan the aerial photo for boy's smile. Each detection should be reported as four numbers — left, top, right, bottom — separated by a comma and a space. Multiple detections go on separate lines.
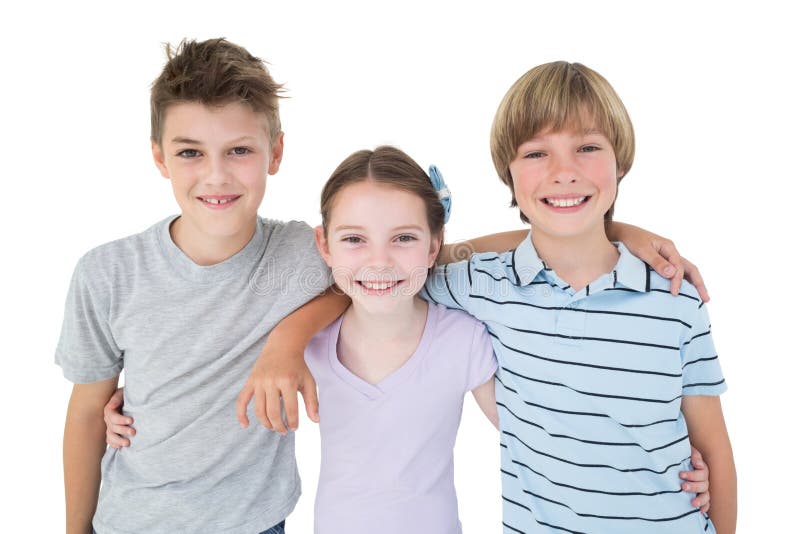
509, 128, 620, 242
151, 101, 283, 265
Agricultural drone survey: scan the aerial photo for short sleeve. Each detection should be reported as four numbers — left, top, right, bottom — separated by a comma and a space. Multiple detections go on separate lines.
280, 221, 333, 312
422, 260, 473, 313
681, 303, 727, 396
55, 255, 123, 383
465, 321, 498, 393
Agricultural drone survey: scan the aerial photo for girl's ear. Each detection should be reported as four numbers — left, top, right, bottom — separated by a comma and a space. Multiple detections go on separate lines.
314, 225, 333, 266
428, 231, 444, 268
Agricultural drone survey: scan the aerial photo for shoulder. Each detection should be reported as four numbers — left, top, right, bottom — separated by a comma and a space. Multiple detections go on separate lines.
645, 270, 704, 310
304, 320, 337, 372
431, 302, 487, 338
466, 249, 519, 284
261, 218, 314, 243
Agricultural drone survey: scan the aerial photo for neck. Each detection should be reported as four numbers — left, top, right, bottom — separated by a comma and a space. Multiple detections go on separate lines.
531, 224, 619, 290
170, 216, 257, 266
343, 297, 428, 342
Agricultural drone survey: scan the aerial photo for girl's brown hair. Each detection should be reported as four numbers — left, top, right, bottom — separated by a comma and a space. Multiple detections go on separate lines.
320, 146, 445, 238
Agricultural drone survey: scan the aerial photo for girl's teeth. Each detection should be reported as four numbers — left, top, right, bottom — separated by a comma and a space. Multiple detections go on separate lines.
362, 281, 393, 290
546, 196, 587, 207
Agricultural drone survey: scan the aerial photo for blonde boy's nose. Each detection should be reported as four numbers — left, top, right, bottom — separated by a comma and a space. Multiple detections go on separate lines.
204, 157, 232, 185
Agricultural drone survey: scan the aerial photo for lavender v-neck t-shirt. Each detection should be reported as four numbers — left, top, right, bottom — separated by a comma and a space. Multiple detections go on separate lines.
305, 301, 497, 534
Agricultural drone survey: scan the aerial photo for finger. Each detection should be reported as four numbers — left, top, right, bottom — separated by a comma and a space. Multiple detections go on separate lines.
654, 241, 681, 279
700, 501, 710, 514
644, 251, 675, 281
255, 387, 273, 431
106, 410, 134, 425
679, 469, 708, 482
282, 388, 300, 431
266, 386, 288, 435
106, 389, 124, 409
691, 491, 710, 509
236, 386, 253, 428
300, 378, 320, 423
669, 262, 684, 296
690, 448, 708, 472
682, 480, 708, 494
683, 258, 710, 302
108, 422, 136, 436
106, 430, 130, 448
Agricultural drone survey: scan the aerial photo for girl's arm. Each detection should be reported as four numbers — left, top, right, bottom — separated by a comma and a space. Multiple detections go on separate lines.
236, 287, 351, 433
64, 376, 119, 534
682, 395, 737, 533
438, 222, 709, 301
471, 377, 499, 429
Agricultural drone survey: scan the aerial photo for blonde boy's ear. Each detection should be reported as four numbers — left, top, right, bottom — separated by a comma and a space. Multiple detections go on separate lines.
314, 225, 333, 266
151, 141, 170, 180
268, 132, 285, 175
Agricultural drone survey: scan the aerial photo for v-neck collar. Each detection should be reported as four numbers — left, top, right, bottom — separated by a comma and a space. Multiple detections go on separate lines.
327, 301, 439, 399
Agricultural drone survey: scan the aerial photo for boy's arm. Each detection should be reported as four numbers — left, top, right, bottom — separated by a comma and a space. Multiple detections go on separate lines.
236, 286, 350, 433
438, 230, 528, 263
471, 378, 499, 429
682, 395, 737, 533
606, 221, 709, 301
64, 376, 119, 534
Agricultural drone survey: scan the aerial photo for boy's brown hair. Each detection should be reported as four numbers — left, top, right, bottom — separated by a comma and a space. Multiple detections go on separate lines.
320, 146, 445, 240
150, 38, 284, 144
490, 61, 635, 223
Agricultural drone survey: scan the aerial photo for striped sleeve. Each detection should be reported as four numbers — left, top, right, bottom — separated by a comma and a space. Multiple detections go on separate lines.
681, 303, 727, 396
422, 259, 473, 313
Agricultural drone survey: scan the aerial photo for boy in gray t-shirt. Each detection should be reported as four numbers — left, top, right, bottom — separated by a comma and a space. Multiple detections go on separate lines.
56, 39, 329, 534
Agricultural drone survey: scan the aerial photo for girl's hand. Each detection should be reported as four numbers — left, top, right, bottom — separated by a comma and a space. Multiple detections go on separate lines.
236, 345, 319, 435
607, 222, 710, 302
680, 446, 711, 513
103, 387, 135, 448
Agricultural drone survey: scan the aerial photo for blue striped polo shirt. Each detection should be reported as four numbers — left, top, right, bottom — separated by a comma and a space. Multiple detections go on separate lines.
422, 234, 726, 533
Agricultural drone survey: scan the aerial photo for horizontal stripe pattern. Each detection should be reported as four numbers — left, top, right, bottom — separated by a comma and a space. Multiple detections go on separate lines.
425, 240, 724, 533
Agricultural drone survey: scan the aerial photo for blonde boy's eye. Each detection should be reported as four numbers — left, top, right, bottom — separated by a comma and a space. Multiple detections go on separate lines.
177, 148, 201, 158
232, 146, 251, 155
524, 151, 546, 159
579, 145, 601, 153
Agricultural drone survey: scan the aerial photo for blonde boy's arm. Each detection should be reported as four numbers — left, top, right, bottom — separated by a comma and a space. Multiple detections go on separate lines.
682, 395, 737, 534
64, 376, 119, 534
438, 230, 528, 264
237, 287, 351, 433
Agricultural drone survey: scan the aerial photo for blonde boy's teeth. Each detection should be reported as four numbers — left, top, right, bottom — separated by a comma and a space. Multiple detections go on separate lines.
546, 196, 587, 207
204, 198, 234, 205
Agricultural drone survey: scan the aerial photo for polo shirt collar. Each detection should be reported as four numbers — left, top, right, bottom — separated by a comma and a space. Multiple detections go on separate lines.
511, 233, 650, 292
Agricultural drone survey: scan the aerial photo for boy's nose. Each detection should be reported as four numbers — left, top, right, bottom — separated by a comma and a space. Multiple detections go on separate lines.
551, 156, 578, 184
204, 157, 232, 185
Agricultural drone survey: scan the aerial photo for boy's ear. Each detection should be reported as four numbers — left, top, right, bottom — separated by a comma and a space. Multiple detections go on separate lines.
151, 141, 170, 180
314, 225, 333, 266
268, 132, 285, 175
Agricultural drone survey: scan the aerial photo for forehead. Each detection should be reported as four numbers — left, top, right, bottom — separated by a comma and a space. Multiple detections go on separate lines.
161, 101, 272, 143
329, 181, 429, 230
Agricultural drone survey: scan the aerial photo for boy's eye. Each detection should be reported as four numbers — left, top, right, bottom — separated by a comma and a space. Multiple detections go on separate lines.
231, 146, 251, 155
523, 151, 546, 159
177, 148, 201, 158
579, 145, 601, 153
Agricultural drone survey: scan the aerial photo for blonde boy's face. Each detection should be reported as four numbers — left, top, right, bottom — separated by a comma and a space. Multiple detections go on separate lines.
152, 101, 283, 246
509, 128, 621, 240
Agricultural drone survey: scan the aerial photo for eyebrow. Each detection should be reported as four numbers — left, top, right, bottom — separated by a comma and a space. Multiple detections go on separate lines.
169, 135, 258, 145
334, 224, 425, 232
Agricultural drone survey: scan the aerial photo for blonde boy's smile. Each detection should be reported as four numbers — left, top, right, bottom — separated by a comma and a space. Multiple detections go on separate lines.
151, 101, 283, 265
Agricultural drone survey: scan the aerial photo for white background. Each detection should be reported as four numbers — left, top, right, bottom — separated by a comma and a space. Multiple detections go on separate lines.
1, 0, 796, 531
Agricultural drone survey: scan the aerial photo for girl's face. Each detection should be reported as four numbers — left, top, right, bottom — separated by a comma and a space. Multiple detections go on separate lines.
315, 180, 441, 314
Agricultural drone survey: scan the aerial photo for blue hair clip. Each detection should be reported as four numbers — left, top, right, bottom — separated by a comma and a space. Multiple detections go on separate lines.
428, 165, 452, 224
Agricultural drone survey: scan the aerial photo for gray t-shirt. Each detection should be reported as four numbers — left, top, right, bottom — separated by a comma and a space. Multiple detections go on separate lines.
56, 215, 330, 534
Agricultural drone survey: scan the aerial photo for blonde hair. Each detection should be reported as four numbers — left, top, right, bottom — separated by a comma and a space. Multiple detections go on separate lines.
150, 38, 284, 144
490, 61, 635, 223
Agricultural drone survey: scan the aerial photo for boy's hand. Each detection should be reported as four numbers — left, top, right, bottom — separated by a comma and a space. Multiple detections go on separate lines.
680, 446, 711, 513
607, 222, 710, 302
104, 387, 135, 448
236, 345, 319, 435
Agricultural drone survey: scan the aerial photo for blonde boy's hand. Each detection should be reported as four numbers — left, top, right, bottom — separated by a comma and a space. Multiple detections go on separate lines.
608, 222, 710, 302
236, 345, 319, 435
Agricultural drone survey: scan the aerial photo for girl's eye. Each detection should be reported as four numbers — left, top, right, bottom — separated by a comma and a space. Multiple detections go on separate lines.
396, 234, 417, 243
177, 149, 201, 158
342, 236, 363, 244
231, 146, 251, 155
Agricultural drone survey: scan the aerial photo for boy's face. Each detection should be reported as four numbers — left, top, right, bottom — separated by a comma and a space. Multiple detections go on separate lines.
509, 128, 621, 240
152, 101, 283, 245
